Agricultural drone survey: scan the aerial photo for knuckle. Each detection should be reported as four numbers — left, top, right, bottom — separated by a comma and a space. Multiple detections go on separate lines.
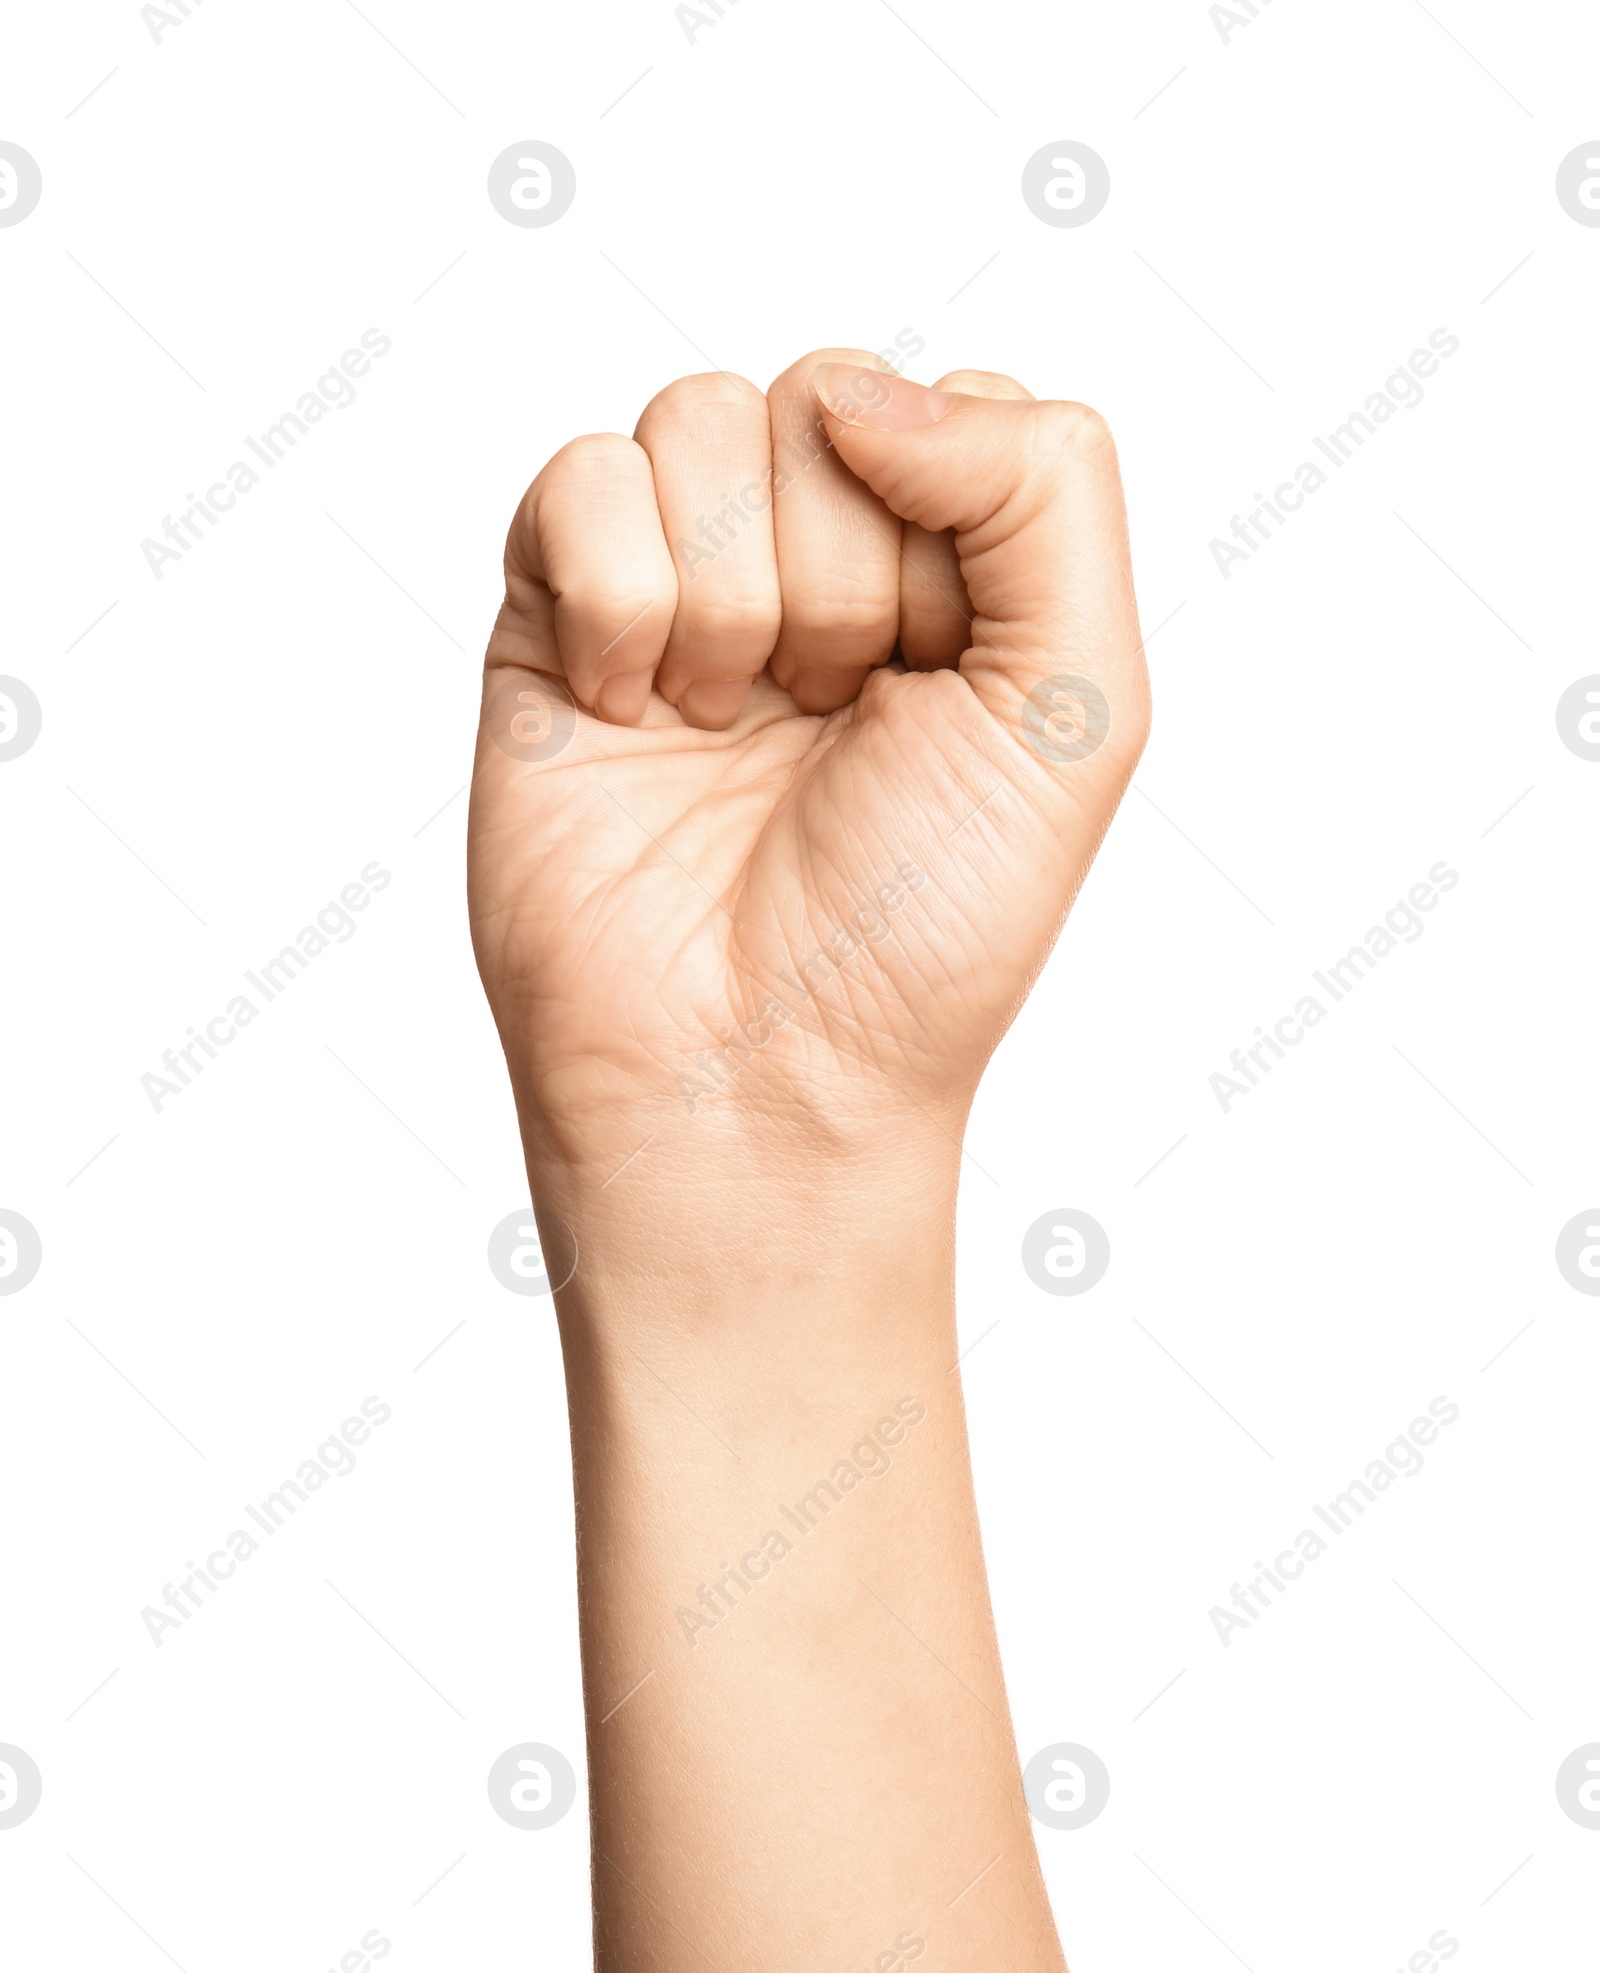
605, 580, 675, 621
642, 372, 765, 423
676, 592, 782, 645
542, 431, 647, 488
561, 579, 674, 640
781, 595, 895, 643
1038, 399, 1116, 457
932, 368, 1032, 400
769, 346, 891, 394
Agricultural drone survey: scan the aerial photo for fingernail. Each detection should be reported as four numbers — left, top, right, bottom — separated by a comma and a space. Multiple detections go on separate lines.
595, 670, 653, 724
811, 363, 953, 431
677, 678, 752, 730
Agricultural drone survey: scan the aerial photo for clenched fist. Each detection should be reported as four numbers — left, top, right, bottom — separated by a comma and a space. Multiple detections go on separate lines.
468, 347, 1149, 1194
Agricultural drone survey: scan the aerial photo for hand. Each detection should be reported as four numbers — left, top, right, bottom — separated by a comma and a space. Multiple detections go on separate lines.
467, 348, 1149, 1971
468, 347, 1149, 1197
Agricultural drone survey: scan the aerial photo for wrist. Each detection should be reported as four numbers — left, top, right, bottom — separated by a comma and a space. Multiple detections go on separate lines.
520, 1106, 965, 1340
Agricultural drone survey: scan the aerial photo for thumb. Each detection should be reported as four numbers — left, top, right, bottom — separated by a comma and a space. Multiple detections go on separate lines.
812, 363, 1149, 779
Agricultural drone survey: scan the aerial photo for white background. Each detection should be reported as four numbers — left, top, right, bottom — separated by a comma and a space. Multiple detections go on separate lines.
3, 0, 1597, 1967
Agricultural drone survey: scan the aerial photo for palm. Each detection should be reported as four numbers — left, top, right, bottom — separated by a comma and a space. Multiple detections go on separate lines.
470, 664, 1100, 1143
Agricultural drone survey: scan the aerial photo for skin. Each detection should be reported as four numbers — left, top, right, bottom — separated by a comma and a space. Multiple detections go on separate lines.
468, 347, 1149, 1970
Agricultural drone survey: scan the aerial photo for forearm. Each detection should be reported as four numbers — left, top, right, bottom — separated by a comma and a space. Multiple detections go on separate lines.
543, 1161, 1065, 1972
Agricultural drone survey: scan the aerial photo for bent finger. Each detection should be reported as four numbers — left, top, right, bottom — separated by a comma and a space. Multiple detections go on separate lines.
634, 372, 780, 730
766, 348, 903, 715
517, 433, 677, 723
898, 369, 1035, 672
